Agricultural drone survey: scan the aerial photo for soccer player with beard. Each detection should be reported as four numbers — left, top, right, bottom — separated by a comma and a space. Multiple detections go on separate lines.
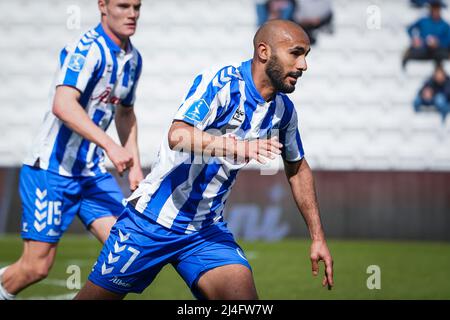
75, 19, 334, 300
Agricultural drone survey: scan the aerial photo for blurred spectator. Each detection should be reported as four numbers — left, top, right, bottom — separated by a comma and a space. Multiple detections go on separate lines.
402, 0, 450, 69
410, 0, 431, 8
256, 0, 297, 27
414, 64, 450, 122
293, 0, 333, 45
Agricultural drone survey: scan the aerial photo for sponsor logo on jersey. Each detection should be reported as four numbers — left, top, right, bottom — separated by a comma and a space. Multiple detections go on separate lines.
184, 99, 210, 123
68, 53, 86, 72
109, 277, 132, 288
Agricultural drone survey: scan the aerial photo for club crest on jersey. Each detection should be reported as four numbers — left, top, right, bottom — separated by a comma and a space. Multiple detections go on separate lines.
68, 53, 86, 72
184, 99, 210, 124
225, 106, 245, 131
232, 108, 245, 123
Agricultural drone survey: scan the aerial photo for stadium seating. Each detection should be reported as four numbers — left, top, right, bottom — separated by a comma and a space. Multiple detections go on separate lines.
0, 0, 449, 170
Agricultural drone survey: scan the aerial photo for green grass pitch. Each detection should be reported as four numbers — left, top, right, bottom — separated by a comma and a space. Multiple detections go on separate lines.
1, 235, 449, 300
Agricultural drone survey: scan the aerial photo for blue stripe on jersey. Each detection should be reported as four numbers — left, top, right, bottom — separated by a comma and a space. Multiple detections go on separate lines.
59, 48, 68, 68
48, 125, 73, 173
80, 39, 106, 108
260, 100, 277, 135
109, 48, 118, 85
91, 109, 115, 173
62, 31, 99, 87
79, 40, 106, 108
183, 74, 203, 104
95, 23, 121, 53
62, 54, 88, 87
172, 163, 222, 230
122, 52, 142, 106
200, 169, 239, 229
239, 61, 263, 134
295, 129, 305, 158
279, 95, 296, 159
178, 66, 234, 127
205, 78, 242, 131
279, 129, 288, 159
146, 161, 193, 217
90, 146, 107, 175
201, 66, 237, 106
103, 109, 116, 131
240, 60, 265, 104
239, 95, 258, 134
280, 95, 294, 129
217, 76, 241, 119
71, 109, 106, 176
88, 111, 116, 174
135, 51, 143, 80
122, 61, 131, 87
201, 66, 230, 105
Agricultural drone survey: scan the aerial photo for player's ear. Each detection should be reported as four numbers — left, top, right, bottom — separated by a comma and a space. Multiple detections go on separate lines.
98, 0, 108, 16
257, 42, 271, 63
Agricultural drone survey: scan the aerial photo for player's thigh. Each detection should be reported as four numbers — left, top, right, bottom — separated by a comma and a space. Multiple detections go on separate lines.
75, 280, 125, 300
19, 165, 81, 243
197, 264, 258, 300
78, 173, 124, 237
175, 237, 257, 300
87, 208, 170, 296
89, 216, 117, 244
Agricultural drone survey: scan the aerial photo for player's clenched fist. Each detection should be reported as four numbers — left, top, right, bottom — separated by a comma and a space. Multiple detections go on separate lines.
106, 143, 134, 176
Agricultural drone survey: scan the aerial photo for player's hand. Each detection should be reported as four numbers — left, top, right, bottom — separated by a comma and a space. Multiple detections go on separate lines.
426, 35, 439, 48
310, 239, 334, 290
422, 87, 434, 101
128, 165, 144, 191
105, 143, 134, 176
412, 37, 422, 48
236, 136, 283, 164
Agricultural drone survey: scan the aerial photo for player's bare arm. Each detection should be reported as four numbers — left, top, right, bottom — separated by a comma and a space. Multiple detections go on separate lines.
284, 158, 334, 290
115, 104, 144, 190
168, 120, 283, 163
52, 85, 133, 175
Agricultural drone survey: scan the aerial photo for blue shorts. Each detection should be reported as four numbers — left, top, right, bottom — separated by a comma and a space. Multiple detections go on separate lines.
20, 165, 125, 243
88, 205, 252, 298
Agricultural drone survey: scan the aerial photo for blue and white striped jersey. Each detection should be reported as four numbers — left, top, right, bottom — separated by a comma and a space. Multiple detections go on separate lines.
24, 23, 142, 177
128, 59, 304, 234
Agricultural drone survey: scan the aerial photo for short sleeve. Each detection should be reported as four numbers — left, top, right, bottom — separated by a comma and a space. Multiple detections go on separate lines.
173, 67, 231, 131
122, 52, 143, 107
279, 104, 305, 162
55, 43, 100, 94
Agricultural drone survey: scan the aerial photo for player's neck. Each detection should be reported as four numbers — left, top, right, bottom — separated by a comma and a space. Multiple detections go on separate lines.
251, 62, 276, 102
100, 22, 129, 50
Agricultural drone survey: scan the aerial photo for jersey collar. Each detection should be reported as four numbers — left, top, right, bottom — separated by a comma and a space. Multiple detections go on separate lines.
95, 23, 123, 53
241, 59, 267, 104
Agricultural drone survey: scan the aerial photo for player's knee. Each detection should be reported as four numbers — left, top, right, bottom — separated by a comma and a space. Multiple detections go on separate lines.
225, 269, 258, 299
198, 265, 258, 300
21, 260, 51, 282
203, 281, 258, 300
33, 264, 51, 281
226, 279, 258, 300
